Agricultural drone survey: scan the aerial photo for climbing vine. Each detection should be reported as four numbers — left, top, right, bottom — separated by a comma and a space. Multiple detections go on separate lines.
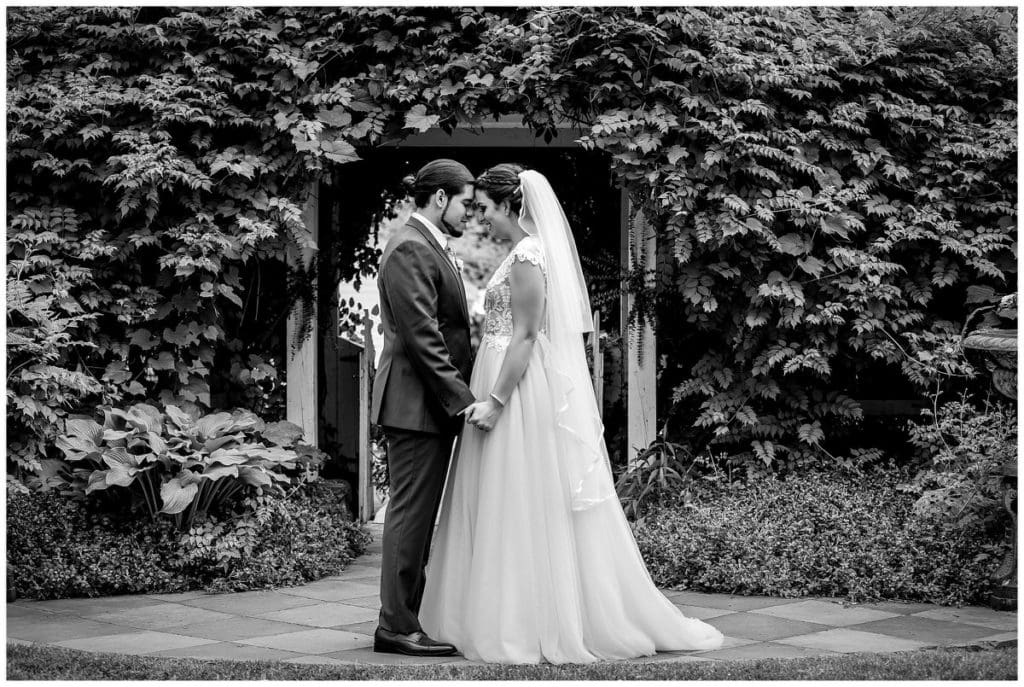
7, 7, 1016, 479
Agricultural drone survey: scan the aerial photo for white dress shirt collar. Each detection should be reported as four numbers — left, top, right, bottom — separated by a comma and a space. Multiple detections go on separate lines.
411, 212, 448, 250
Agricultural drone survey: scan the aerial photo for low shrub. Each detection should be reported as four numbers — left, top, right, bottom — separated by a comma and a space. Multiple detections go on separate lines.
6, 489, 183, 599
176, 482, 372, 592
615, 438, 693, 521
632, 470, 1009, 606
7, 481, 370, 600
904, 396, 1016, 531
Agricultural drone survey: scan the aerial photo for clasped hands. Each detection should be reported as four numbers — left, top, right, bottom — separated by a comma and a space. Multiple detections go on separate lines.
460, 396, 503, 432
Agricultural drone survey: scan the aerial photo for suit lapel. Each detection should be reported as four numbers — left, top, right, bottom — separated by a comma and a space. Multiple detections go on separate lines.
407, 217, 470, 324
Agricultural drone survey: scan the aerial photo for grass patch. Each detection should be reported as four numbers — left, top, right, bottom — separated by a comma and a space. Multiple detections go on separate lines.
6, 643, 1016, 680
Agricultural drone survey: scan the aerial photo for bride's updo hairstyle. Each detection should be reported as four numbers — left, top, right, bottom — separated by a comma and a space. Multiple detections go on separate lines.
475, 163, 527, 215
402, 159, 475, 209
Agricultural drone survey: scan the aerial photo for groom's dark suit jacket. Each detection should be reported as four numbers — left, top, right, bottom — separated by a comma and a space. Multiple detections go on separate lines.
372, 216, 476, 435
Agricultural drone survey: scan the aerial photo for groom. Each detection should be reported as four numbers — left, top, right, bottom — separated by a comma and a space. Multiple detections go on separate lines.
370, 159, 477, 657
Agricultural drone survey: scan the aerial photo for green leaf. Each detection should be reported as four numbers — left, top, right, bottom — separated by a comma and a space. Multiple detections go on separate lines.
102, 362, 132, 385
292, 59, 320, 80
126, 404, 163, 433
966, 285, 997, 304
163, 324, 200, 347
219, 284, 244, 307
145, 431, 167, 456
85, 470, 112, 494
203, 433, 241, 454
320, 139, 359, 164
273, 112, 296, 131
207, 448, 253, 466
797, 422, 824, 445
164, 405, 195, 430
246, 445, 296, 465
373, 30, 399, 52
102, 448, 141, 487
237, 465, 274, 488
316, 107, 352, 128
148, 352, 175, 371
199, 464, 239, 481
102, 427, 133, 442
438, 79, 462, 96
752, 440, 775, 466
777, 233, 805, 256
465, 72, 495, 87
797, 256, 825, 277
196, 412, 235, 441
56, 419, 104, 461
745, 309, 770, 328
182, 379, 211, 407
262, 420, 305, 447
666, 146, 689, 165
404, 104, 440, 133
129, 328, 160, 350
226, 409, 263, 434
160, 472, 201, 514
819, 215, 850, 239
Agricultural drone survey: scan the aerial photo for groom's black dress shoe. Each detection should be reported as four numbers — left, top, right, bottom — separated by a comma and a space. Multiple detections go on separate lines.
373, 627, 457, 656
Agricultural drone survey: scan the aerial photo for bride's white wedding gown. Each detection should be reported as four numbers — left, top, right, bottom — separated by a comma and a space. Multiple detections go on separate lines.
419, 237, 723, 664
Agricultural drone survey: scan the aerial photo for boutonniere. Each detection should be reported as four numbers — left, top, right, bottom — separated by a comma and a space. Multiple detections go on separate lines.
455, 257, 465, 273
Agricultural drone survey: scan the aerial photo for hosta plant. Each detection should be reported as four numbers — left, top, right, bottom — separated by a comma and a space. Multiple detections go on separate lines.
54, 402, 323, 531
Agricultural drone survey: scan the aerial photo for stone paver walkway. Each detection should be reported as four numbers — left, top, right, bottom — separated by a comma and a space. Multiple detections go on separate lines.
6, 524, 1017, 666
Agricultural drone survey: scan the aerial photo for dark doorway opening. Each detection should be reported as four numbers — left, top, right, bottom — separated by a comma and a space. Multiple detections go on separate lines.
316, 146, 628, 511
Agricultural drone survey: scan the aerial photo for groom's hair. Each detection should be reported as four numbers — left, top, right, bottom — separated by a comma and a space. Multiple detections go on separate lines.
475, 163, 527, 215
403, 159, 475, 208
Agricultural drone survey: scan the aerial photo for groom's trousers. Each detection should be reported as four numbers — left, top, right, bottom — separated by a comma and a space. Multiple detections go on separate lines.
378, 427, 455, 634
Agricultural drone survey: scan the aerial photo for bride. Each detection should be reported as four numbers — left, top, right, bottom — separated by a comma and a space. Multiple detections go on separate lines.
418, 164, 724, 664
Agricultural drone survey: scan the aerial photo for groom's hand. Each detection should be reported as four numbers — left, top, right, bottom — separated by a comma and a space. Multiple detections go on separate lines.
465, 399, 502, 432
462, 401, 484, 430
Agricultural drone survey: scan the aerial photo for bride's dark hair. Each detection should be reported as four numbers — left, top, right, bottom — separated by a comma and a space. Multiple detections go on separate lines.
475, 163, 526, 215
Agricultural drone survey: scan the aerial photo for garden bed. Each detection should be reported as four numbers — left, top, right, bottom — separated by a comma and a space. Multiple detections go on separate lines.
6, 481, 370, 600
632, 471, 1010, 606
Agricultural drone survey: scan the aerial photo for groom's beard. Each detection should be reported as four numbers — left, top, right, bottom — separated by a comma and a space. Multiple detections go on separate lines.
442, 218, 465, 238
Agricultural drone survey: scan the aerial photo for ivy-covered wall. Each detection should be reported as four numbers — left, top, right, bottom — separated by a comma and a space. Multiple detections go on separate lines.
7, 7, 1016, 479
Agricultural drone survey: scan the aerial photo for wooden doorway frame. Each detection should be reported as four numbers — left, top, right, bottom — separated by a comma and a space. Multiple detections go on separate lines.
286, 117, 658, 519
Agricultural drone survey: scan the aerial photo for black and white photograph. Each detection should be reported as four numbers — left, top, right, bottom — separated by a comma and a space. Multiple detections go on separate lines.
4, 3, 1018, 680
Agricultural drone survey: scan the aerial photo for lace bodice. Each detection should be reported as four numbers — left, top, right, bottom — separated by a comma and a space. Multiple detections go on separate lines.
481, 237, 547, 351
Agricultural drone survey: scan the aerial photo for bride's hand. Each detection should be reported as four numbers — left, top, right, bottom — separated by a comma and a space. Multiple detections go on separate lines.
461, 401, 486, 428
466, 399, 502, 432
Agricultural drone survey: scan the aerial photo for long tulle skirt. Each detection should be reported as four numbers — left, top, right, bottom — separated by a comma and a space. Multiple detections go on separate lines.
419, 340, 724, 664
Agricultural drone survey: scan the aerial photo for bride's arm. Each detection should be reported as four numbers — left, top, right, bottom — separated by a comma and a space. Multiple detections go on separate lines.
466, 259, 545, 431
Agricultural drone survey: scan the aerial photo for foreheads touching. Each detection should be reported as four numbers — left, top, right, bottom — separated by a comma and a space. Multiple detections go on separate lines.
403, 159, 476, 236
475, 163, 526, 215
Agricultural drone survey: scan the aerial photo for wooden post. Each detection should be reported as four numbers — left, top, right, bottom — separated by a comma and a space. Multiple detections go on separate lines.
286, 185, 319, 446
591, 309, 604, 418
621, 190, 657, 463
357, 311, 375, 522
